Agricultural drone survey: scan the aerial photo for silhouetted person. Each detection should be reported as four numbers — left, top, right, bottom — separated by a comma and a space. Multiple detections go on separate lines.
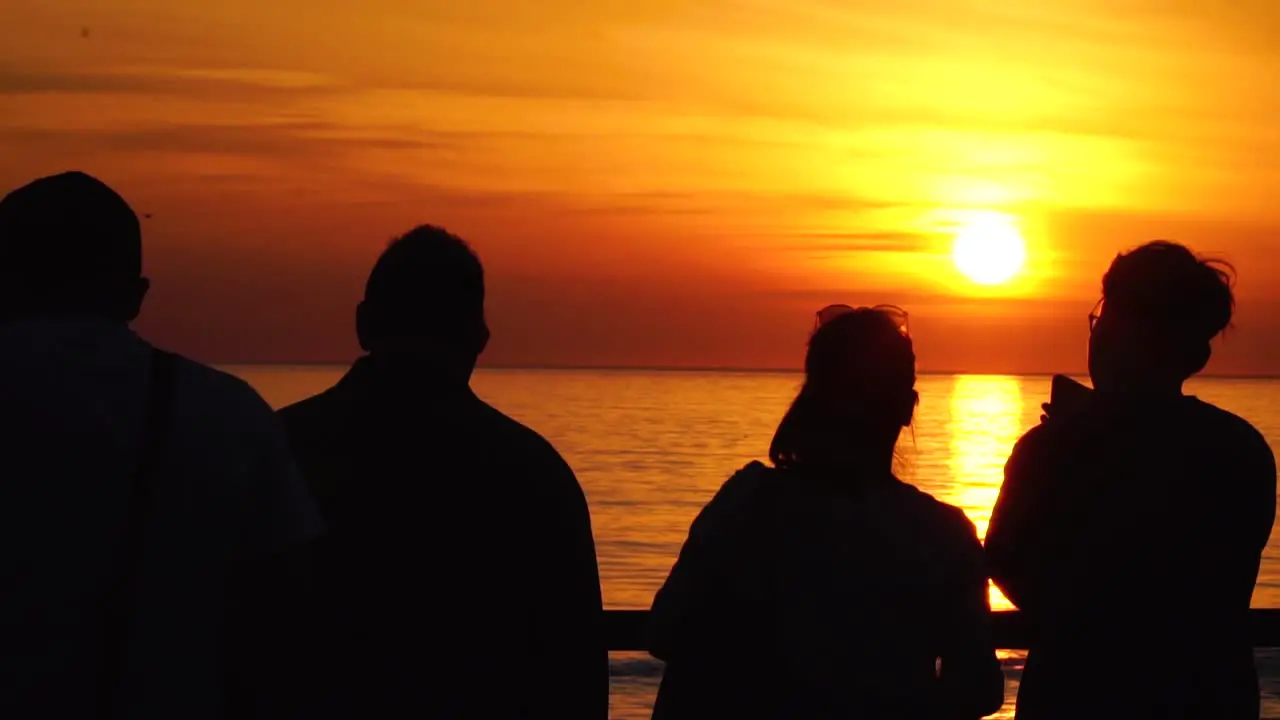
649, 305, 1004, 720
278, 225, 607, 719
0, 171, 323, 718
986, 241, 1277, 719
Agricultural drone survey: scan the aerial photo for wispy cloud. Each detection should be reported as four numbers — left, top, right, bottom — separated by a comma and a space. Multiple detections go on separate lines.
0, 65, 344, 97
781, 231, 930, 254
4, 121, 436, 158
5, 0, 1280, 369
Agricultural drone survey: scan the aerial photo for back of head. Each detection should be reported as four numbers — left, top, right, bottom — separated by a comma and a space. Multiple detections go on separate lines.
770, 306, 917, 471
0, 172, 146, 322
1091, 240, 1235, 389
356, 225, 489, 374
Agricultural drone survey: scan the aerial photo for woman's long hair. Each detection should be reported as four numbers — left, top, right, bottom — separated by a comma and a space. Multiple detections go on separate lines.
769, 306, 916, 472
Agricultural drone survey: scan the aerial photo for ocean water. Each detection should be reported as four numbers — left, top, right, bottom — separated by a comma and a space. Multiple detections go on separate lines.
230, 366, 1280, 719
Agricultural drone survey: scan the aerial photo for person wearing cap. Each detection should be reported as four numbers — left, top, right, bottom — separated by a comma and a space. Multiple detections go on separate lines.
278, 225, 607, 719
987, 241, 1277, 719
0, 172, 324, 718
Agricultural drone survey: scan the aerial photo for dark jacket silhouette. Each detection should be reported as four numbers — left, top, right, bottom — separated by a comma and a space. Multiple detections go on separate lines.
649, 306, 1003, 720
0, 172, 323, 719
987, 396, 1275, 718
651, 462, 1004, 720
277, 225, 607, 719
987, 241, 1277, 719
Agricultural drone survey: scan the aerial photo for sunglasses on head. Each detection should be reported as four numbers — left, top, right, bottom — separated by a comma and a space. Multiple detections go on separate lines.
1088, 298, 1104, 332
814, 304, 910, 336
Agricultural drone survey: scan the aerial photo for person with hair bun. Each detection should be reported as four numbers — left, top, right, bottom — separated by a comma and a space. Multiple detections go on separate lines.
988, 241, 1277, 719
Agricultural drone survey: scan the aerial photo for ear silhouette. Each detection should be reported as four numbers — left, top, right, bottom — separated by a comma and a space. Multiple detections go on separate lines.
123, 277, 149, 323
355, 301, 374, 353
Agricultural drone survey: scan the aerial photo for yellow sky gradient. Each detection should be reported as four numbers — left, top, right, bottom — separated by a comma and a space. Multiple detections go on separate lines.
3, 0, 1280, 372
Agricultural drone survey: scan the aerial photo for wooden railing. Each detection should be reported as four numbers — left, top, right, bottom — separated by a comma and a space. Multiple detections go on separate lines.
603, 609, 1280, 652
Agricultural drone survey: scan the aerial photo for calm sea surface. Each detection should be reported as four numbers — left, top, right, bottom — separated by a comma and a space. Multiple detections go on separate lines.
228, 366, 1280, 719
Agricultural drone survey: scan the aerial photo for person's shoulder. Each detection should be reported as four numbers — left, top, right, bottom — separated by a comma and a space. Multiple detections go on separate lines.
688, 461, 774, 531
718, 460, 773, 497
687, 461, 773, 515
1186, 397, 1263, 435
277, 385, 329, 422
1003, 420, 1074, 475
276, 380, 347, 438
167, 354, 280, 439
936, 498, 979, 537
1186, 398, 1275, 465
470, 401, 595, 518
166, 351, 298, 456
1011, 422, 1055, 455
895, 481, 979, 536
887, 483, 984, 574
472, 397, 573, 471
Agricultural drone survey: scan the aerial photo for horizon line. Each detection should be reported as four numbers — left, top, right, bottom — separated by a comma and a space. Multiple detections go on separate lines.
214, 361, 1280, 381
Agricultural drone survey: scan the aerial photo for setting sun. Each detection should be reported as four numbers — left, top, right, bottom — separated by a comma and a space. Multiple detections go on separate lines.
951, 211, 1028, 286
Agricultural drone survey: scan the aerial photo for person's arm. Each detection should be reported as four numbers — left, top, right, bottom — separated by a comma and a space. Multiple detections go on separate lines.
530, 452, 608, 720
648, 463, 766, 662
1245, 434, 1277, 559
224, 404, 326, 719
1227, 428, 1277, 610
936, 513, 1005, 719
984, 429, 1054, 612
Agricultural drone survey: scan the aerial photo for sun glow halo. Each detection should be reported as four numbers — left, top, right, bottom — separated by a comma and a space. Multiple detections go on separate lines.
951, 211, 1027, 286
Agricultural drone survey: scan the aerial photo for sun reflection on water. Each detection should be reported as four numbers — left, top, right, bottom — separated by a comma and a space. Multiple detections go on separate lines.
944, 375, 1024, 610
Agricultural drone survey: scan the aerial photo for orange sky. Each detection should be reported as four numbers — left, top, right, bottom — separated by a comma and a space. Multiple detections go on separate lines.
3, 1, 1280, 373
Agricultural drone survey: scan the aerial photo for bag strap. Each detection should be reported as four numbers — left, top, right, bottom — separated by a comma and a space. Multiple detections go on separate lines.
98, 348, 178, 719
